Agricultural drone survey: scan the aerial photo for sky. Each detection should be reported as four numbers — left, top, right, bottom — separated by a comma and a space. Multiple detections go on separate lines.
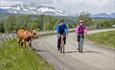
0, 0, 115, 14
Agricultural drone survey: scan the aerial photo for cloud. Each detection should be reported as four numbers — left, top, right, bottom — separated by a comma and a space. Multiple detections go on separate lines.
0, 0, 22, 6
0, 0, 115, 14
2, 0, 54, 4
0, 0, 54, 6
51, 0, 115, 14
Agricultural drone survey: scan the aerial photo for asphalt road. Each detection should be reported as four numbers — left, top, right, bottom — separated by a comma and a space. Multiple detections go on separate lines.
32, 29, 115, 70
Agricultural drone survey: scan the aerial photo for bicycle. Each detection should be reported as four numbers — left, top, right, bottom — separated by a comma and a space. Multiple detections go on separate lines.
78, 34, 84, 53
60, 34, 65, 54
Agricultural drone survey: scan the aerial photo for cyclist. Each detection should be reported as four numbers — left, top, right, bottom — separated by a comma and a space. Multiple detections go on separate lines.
56, 19, 68, 51
75, 20, 87, 50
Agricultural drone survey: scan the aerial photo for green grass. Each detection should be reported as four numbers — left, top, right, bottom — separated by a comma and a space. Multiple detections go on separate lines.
0, 40, 55, 70
87, 30, 115, 49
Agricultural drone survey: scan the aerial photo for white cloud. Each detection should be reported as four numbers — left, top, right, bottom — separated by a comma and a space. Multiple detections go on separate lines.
60, 0, 114, 7
52, 0, 115, 14
0, 0, 22, 6
0, 0, 115, 14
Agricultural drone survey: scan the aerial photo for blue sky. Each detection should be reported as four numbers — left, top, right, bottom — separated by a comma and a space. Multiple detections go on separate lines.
0, 0, 115, 14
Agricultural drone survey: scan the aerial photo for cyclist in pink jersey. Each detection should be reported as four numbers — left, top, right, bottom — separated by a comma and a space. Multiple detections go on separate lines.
75, 20, 87, 49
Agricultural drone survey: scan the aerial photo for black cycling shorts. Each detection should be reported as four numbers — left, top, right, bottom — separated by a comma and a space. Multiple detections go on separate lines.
77, 34, 84, 42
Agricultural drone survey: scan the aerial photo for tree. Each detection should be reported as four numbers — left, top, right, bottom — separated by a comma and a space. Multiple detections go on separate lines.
0, 20, 4, 33
29, 19, 39, 30
78, 12, 94, 26
3, 16, 17, 32
48, 16, 58, 30
21, 15, 31, 29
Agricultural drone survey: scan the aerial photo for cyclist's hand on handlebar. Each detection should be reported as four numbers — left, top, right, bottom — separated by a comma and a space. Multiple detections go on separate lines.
84, 33, 88, 37
85, 32, 88, 36
75, 33, 78, 35
57, 34, 60, 37
66, 34, 68, 36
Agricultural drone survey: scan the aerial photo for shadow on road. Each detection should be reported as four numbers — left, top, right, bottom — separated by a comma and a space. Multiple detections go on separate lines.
32, 48, 49, 52
65, 50, 78, 53
65, 50, 102, 54
83, 50, 102, 53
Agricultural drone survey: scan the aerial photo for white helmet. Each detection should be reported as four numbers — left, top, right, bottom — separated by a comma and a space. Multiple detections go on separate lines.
79, 20, 84, 23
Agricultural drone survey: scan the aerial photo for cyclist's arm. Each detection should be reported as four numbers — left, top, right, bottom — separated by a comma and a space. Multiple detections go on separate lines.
64, 23, 69, 34
84, 27, 87, 35
56, 25, 59, 34
56, 25, 60, 37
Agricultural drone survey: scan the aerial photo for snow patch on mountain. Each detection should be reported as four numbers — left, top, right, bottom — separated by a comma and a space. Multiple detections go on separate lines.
0, 3, 65, 16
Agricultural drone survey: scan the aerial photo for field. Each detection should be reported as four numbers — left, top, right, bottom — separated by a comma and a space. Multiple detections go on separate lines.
87, 30, 115, 49
0, 40, 55, 70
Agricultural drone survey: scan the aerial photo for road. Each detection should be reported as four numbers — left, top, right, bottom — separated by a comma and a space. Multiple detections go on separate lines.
32, 29, 115, 70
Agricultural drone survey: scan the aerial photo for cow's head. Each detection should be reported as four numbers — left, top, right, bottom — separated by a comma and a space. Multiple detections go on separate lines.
30, 30, 38, 39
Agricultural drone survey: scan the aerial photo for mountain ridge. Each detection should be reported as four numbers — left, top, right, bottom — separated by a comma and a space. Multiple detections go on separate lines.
0, 3, 115, 18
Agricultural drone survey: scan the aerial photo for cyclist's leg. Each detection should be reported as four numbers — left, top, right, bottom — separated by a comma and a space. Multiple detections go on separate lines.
77, 35, 80, 49
80, 35, 84, 53
82, 35, 84, 44
57, 35, 61, 50
63, 34, 66, 45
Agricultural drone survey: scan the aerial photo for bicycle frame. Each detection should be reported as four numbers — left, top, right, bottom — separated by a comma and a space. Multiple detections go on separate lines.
60, 35, 65, 53
78, 34, 84, 53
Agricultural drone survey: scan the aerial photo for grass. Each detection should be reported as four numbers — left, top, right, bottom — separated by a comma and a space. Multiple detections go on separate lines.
0, 40, 55, 70
86, 30, 115, 49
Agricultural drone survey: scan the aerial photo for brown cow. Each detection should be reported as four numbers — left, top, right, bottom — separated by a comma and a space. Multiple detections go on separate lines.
16, 29, 38, 47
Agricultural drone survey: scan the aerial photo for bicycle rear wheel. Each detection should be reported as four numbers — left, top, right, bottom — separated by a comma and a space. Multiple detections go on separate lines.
60, 43, 65, 53
60, 35, 65, 54
60, 46, 62, 53
80, 44, 83, 53
79, 39, 84, 53
62, 44, 65, 54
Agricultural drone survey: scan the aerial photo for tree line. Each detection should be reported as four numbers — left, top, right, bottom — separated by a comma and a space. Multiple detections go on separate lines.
0, 14, 76, 33
0, 12, 115, 33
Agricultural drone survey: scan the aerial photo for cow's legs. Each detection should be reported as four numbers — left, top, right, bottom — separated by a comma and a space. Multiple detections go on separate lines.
17, 38, 20, 46
24, 41, 26, 48
17, 38, 19, 43
21, 39, 25, 47
29, 38, 32, 47
20, 41, 23, 46
18, 39, 22, 47
29, 42, 31, 47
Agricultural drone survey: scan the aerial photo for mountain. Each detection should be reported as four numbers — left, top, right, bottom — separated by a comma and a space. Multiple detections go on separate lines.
0, 3, 65, 16
0, 8, 8, 13
110, 13, 115, 18
91, 13, 110, 18
91, 13, 115, 19
0, 3, 115, 18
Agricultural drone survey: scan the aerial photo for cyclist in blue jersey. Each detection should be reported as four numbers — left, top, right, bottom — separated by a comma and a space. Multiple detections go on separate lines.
56, 19, 68, 51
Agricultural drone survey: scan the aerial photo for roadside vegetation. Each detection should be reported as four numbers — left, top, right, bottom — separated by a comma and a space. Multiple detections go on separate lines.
0, 40, 55, 70
0, 12, 115, 33
0, 14, 76, 33
87, 30, 115, 49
